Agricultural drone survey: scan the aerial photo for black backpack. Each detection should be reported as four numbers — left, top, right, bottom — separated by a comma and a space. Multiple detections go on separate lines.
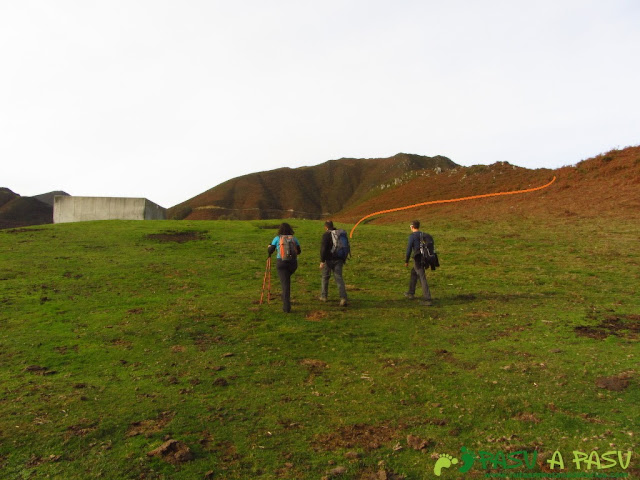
330, 229, 351, 261
419, 232, 439, 270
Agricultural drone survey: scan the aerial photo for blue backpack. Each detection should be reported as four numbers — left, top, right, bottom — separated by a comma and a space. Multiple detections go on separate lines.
330, 229, 351, 261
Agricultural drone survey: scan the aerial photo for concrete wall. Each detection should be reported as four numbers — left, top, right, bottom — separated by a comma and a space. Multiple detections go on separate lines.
54, 196, 166, 223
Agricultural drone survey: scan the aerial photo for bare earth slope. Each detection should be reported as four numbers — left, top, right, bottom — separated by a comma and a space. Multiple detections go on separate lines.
335, 146, 640, 225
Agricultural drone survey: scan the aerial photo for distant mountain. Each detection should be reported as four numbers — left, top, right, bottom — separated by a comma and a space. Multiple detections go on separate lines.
0, 190, 71, 229
0, 188, 19, 209
0, 194, 52, 230
3, 145, 637, 229
168, 153, 458, 220
33, 191, 70, 206
169, 145, 640, 224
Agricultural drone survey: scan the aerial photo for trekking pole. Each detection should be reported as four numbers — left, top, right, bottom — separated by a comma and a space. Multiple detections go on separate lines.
259, 256, 271, 305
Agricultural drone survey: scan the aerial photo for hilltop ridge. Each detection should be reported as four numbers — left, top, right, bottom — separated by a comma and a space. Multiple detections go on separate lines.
169, 153, 458, 220
2, 146, 639, 229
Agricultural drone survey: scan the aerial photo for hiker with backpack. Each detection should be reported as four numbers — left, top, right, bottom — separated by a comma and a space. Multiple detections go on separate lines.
319, 220, 350, 307
404, 219, 436, 306
267, 222, 301, 313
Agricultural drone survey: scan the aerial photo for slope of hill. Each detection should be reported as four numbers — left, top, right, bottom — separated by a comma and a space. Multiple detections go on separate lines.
33, 190, 70, 206
168, 153, 458, 220
0, 190, 71, 229
336, 146, 640, 225
0, 187, 19, 208
0, 194, 53, 230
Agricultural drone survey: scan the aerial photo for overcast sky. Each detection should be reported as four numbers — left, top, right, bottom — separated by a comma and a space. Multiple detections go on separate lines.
2, 1, 639, 208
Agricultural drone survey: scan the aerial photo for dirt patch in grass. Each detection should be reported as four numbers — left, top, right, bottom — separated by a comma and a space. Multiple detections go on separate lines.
145, 230, 208, 243
406, 434, 434, 450
110, 338, 133, 349
305, 310, 328, 321
358, 467, 406, 480
513, 413, 541, 424
595, 372, 634, 391
126, 411, 175, 438
313, 423, 402, 452
23, 365, 56, 376
54, 345, 78, 355
574, 314, 640, 340
300, 359, 329, 371
301, 358, 329, 384
65, 420, 97, 439
4, 228, 46, 234
255, 224, 282, 230
434, 349, 477, 370
193, 334, 225, 351
147, 439, 193, 464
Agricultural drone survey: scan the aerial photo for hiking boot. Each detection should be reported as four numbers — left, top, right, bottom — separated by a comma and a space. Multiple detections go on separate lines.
403, 292, 415, 299
339, 298, 348, 307
420, 299, 433, 306
318, 296, 327, 302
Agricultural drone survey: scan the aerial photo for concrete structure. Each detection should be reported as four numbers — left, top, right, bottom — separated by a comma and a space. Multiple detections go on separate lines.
53, 196, 166, 223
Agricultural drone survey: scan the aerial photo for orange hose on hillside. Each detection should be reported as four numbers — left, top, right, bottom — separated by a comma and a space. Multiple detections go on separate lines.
349, 176, 557, 238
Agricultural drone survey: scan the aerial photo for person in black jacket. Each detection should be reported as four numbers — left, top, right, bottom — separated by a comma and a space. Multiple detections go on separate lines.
267, 222, 302, 313
404, 219, 433, 306
319, 220, 348, 306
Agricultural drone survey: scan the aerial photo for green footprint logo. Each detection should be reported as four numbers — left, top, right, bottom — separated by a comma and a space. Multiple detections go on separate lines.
433, 453, 459, 476
459, 447, 476, 473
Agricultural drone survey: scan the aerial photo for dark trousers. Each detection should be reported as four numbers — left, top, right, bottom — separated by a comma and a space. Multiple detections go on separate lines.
276, 259, 298, 312
408, 255, 432, 300
321, 259, 347, 300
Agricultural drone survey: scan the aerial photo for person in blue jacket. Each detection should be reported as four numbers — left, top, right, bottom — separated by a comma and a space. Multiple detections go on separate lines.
267, 222, 302, 313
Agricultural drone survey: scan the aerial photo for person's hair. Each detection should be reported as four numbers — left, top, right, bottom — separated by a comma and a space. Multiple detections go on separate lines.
324, 220, 334, 230
278, 222, 294, 236
411, 220, 420, 229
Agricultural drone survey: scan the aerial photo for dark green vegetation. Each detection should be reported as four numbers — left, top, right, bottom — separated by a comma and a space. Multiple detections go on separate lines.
0, 218, 638, 479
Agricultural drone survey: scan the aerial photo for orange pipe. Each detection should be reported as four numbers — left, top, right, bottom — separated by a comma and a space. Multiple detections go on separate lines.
349, 176, 557, 238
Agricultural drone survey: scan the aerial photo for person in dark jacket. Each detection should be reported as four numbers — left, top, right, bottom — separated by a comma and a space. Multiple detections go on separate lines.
319, 220, 348, 306
404, 219, 433, 306
267, 222, 301, 313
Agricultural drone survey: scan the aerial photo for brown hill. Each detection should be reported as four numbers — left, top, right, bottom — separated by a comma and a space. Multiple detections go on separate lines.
33, 191, 70, 207
169, 153, 458, 220
0, 188, 18, 209
335, 146, 640, 225
0, 195, 53, 230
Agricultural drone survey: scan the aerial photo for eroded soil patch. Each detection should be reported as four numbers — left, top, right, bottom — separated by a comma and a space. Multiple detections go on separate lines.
595, 372, 634, 391
574, 314, 640, 340
305, 310, 328, 321
145, 230, 208, 243
126, 411, 175, 437
313, 423, 402, 452
147, 439, 193, 464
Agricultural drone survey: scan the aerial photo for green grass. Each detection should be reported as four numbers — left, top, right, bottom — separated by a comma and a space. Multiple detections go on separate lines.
0, 217, 638, 479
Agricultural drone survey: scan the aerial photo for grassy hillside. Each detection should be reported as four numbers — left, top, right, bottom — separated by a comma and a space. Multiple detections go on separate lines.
0, 217, 638, 479
168, 153, 457, 221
